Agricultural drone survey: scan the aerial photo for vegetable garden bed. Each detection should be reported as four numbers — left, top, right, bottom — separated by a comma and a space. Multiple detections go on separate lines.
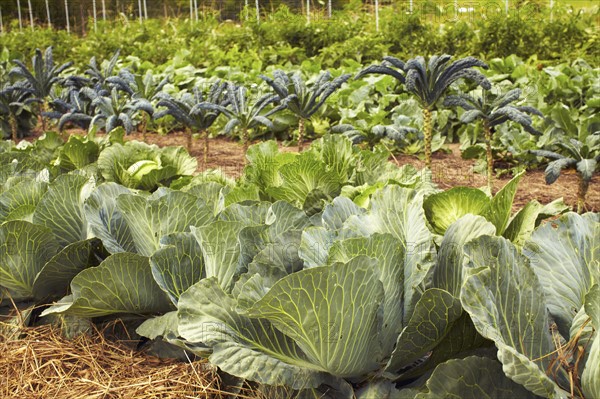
48, 130, 598, 212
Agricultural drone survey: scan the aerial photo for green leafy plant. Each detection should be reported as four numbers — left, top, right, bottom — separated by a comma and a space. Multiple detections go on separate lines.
203, 83, 286, 153
154, 81, 228, 161
82, 87, 150, 135
0, 81, 40, 141
332, 115, 418, 149
96, 139, 198, 191
261, 70, 351, 150
445, 88, 543, 191
403, 55, 492, 168
531, 135, 600, 213
48, 89, 94, 132
9, 47, 72, 131
107, 69, 169, 141
85, 50, 121, 93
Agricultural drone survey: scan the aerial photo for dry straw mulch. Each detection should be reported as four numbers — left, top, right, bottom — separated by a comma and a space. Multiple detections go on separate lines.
0, 323, 247, 399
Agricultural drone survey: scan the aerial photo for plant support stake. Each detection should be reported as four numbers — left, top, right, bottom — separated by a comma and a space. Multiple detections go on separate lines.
93, 0, 97, 31
0, 7, 3, 34
255, 0, 259, 24
306, 0, 310, 23
102, 0, 106, 21
138, 0, 143, 23
45, 0, 51, 27
17, 0, 23, 31
375, 0, 379, 32
64, 0, 69, 33
328, 0, 332, 18
27, 0, 33, 30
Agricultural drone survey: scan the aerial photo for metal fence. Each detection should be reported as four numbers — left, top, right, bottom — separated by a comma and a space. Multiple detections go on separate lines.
0, 0, 593, 34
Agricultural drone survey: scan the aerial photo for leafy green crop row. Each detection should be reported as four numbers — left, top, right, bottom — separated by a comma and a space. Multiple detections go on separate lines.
2, 46, 598, 210
1, 130, 598, 398
1, 3, 598, 69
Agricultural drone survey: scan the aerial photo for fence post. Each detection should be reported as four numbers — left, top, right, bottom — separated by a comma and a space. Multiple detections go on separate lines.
45, 0, 52, 27
93, 0, 97, 31
27, 0, 34, 30
375, 0, 379, 32
17, 0, 23, 31
328, 0, 332, 18
64, 0, 70, 33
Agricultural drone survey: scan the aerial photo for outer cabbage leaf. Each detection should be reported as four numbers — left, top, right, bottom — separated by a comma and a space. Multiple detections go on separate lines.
327, 234, 405, 354
582, 285, 600, 399
344, 185, 435, 317
177, 277, 334, 390
84, 182, 136, 254
191, 221, 247, 292
116, 190, 213, 256
461, 236, 563, 398
0, 221, 59, 300
432, 214, 497, 297
523, 212, 599, 337
415, 356, 540, 399
32, 238, 104, 300
385, 288, 464, 375
481, 171, 523, 234
0, 180, 47, 223
150, 232, 204, 305
502, 199, 568, 247
41, 252, 172, 318
32, 174, 94, 247
299, 227, 338, 269
244, 257, 384, 378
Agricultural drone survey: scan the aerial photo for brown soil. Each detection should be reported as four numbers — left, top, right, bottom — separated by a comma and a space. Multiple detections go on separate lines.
122, 132, 599, 213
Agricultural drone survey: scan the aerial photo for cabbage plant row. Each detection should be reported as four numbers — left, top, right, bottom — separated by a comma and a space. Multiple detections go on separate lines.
0, 132, 598, 398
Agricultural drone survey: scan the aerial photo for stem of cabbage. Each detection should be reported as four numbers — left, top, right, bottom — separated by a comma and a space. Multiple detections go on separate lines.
298, 118, 305, 151
423, 108, 432, 168
577, 176, 588, 214
9, 114, 18, 142
484, 120, 493, 193
203, 129, 209, 165
186, 127, 192, 153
